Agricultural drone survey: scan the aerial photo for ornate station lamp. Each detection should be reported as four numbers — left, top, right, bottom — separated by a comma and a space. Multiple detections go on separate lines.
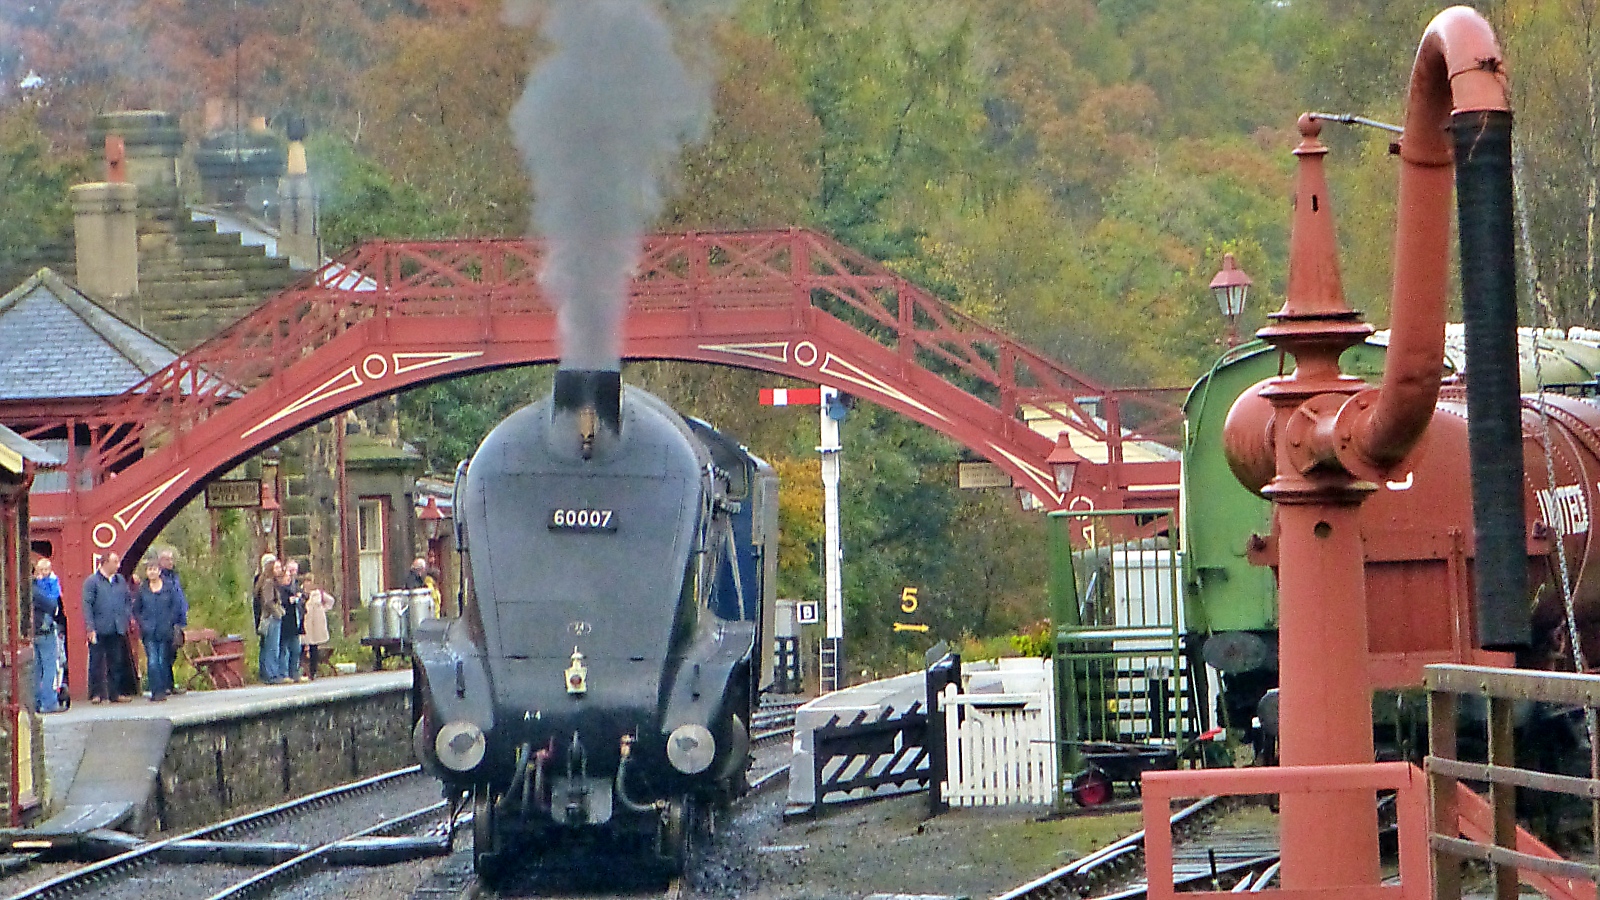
419, 494, 446, 541
1210, 253, 1253, 347
1046, 433, 1086, 495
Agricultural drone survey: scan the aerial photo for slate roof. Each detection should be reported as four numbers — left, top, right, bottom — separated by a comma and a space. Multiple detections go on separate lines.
0, 269, 178, 401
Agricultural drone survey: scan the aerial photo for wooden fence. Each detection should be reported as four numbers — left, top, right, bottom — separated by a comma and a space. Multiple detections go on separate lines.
941, 688, 1058, 807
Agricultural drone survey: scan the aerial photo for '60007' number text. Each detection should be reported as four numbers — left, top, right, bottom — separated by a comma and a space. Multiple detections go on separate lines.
549, 508, 617, 532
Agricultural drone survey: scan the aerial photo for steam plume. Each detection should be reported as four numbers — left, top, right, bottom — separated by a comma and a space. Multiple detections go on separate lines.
510, 0, 712, 371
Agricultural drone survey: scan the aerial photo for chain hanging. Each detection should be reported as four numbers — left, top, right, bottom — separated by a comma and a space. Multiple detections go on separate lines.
1518, 155, 1600, 858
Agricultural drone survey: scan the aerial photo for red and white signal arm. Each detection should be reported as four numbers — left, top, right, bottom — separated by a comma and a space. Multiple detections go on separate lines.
759, 388, 823, 406
796, 600, 820, 625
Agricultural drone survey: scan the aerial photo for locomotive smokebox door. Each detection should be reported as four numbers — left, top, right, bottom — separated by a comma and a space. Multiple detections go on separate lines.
566, 648, 588, 695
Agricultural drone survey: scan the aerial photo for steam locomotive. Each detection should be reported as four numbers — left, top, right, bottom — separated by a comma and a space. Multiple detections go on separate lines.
410, 370, 778, 881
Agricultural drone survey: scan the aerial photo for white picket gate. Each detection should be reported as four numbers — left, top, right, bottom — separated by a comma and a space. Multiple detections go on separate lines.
939, 661, 1058, 807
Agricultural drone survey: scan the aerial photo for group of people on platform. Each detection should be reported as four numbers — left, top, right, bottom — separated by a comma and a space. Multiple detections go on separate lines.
252, 553, 334, 685
27, 548, 341, 711
29, 548, 190, 710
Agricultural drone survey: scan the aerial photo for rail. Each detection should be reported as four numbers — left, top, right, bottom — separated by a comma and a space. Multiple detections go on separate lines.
1425, 663, 1600, 900
1139, 763, 1428, 900
991, 796, 1220, 900
47, 230, 1184, 484
202, 799, 451, 900
3, 765, 424, 900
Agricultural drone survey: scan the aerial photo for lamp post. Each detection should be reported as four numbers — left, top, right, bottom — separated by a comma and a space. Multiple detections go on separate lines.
259, 447, 282, 561
1046, 433, 1085, 496
419, 495, 445, 542
1210, 253, 1253, 348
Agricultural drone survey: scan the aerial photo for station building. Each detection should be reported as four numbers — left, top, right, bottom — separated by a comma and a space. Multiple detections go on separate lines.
0, 108, 446, 633
0, 424, 58, 824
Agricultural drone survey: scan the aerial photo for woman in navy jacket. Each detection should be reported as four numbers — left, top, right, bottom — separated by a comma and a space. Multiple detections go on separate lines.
134, 559, 183, 701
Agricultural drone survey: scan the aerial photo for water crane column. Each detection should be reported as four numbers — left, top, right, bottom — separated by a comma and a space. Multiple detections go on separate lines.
1219, 6, 1517, 891
1224, 115, 1383, 887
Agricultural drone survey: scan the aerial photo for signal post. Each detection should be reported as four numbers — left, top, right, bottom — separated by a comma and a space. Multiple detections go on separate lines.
761, 385, 849, 692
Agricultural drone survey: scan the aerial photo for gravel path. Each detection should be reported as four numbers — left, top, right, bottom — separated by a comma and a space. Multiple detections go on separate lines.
240, 775, 444, 845
684, 791, 1142, 900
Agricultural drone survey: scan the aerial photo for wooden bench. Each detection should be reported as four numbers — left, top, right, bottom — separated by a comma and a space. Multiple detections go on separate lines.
359, 637, 411, 671
182, 628, 246, 689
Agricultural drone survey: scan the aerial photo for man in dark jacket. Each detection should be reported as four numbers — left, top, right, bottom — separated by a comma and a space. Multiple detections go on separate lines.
82, 552, 133, 703
157, 548, 189, 629
157, 548, 189, 693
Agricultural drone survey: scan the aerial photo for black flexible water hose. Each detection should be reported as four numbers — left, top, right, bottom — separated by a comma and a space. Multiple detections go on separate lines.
1454, 108, 1530, 651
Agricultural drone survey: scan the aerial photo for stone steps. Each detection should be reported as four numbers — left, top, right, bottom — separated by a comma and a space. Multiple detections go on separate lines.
139, 281, 297, 306
138, 267, 299, 291
129, 304, 259, 347
141, 255, 294, 275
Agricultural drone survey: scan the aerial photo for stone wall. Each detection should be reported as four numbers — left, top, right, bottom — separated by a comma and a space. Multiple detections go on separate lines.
151, 686, 413, 832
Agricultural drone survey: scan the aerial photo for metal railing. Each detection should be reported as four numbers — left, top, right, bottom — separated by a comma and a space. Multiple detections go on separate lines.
1141, 762, 1429, 900
1426, 663, 1599, 900
1049, 508, 1192, 809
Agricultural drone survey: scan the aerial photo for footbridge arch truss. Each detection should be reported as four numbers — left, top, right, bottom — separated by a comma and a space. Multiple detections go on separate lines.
31, 226, 1180, 588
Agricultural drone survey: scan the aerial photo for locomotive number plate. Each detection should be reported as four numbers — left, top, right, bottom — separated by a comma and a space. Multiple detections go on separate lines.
549, 508, 617, 533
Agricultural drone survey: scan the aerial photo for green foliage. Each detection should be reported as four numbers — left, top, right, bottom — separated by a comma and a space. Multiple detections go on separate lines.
1007, 621, 1053, 659
309, 134, 466, 255
759, 0, 994, 259
0, 105, 87, 272
397, 366, 555, 473
153, 505, 253, 643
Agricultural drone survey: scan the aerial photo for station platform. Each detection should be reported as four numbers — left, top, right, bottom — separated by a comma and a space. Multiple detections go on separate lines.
36, 670, 413, 835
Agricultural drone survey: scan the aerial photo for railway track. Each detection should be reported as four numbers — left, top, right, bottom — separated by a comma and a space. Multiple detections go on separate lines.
201, 798, 454, 900
4, 765, 446, 900
749, 699, 802, 745
992, 797, 1283, 900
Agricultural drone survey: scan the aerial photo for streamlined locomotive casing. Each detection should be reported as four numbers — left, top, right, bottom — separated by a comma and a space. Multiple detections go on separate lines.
413, 374, 763, 836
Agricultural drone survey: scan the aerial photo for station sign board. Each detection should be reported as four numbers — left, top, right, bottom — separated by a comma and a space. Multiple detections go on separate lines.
958, 461, 1012, 489
205, 478, 262, 509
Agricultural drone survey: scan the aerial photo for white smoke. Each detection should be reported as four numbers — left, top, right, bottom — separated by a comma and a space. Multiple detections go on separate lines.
509, 0, 714, 371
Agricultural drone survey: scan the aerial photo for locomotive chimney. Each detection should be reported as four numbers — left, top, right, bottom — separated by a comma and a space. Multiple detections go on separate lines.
553, 370, 622, 460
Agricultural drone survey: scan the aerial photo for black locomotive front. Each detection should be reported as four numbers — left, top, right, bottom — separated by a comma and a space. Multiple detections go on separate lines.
412, 370, 759, 876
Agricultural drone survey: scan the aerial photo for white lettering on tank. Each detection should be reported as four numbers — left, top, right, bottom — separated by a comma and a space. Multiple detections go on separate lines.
1537, 484, 1590, 536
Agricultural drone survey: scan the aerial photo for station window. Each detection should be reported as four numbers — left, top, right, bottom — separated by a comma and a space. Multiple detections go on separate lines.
357, 499, 385, 602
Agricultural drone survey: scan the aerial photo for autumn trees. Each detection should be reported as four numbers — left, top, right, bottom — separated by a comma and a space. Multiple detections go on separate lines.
8, 0, 1600, 670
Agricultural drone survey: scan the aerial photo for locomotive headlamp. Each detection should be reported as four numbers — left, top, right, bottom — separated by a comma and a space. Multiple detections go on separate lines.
566, 648, 588, 695
666, 723, 715, 774
434, 721, 486, 772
